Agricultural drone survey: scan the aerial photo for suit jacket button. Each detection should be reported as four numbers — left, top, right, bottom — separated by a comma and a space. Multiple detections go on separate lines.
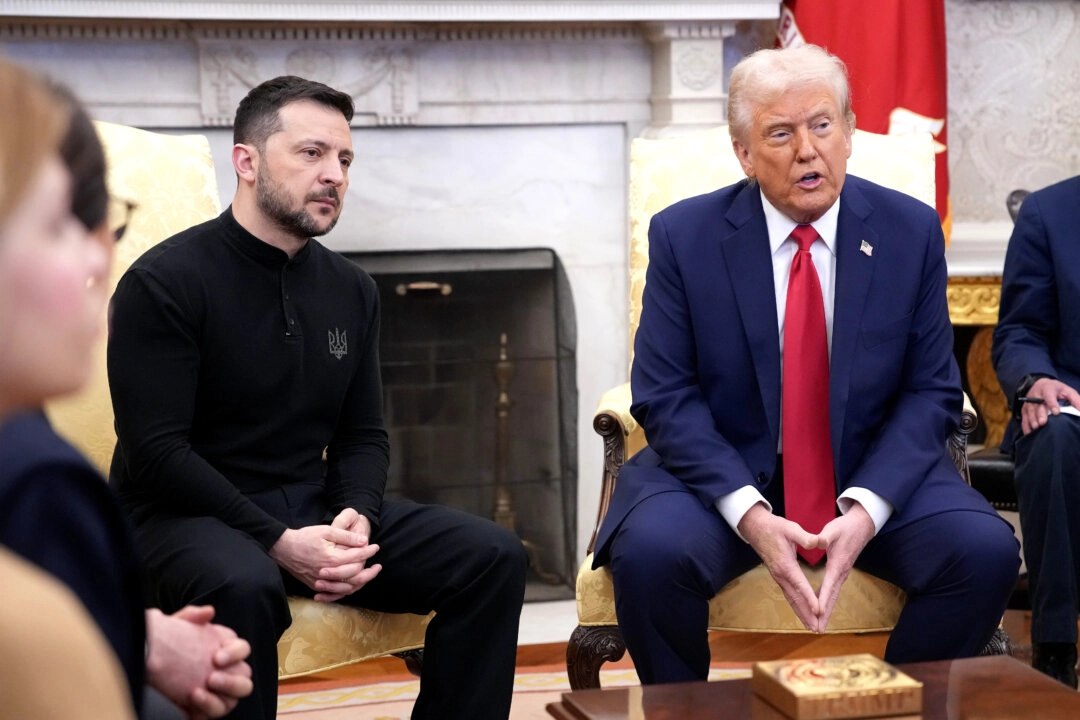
756, 472, 767, 485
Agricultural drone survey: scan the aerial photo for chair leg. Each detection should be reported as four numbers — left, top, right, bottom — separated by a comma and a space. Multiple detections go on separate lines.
979, 627, 1012, 657
393, 649, 424, 677
566, 625, 627, 690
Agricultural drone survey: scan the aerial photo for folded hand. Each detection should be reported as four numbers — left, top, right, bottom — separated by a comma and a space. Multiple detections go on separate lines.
812, 505, 875, 632
145, 606, 253, 719
738, 503, 825, 631
269, 511, 382, 602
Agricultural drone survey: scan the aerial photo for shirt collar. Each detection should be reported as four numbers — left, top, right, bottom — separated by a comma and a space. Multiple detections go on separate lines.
760, 189, 840, 257
221, 206, 312, 268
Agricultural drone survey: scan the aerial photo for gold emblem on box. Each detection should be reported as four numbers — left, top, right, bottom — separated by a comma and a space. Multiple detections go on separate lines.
751, 654, 923, 719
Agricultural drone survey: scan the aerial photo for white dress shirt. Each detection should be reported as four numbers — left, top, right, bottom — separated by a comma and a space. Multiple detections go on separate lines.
715, 189, 893, 538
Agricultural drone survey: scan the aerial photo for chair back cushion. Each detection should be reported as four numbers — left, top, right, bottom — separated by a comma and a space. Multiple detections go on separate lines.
45, 122, 221, 475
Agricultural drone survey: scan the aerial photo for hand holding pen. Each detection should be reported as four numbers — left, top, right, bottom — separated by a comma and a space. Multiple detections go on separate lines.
1018, 377, 1080, 436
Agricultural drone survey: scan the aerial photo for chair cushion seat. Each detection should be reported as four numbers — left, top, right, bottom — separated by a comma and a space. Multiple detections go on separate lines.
277, 598, 433, 679
968, 446, 1017, 512
576, 553, 904, 634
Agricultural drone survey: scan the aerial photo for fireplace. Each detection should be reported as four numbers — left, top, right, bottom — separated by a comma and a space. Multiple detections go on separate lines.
348, 248, 577, 601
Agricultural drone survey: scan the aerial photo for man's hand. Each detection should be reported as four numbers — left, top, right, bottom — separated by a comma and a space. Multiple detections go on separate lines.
1020, 378, 1080, 435
145, 606, 253, 719
813, 504, 875, 633
738, 503, 824, 631
314, 509, 382, 601
269, 516, 381, 602
330, 507, 371, 537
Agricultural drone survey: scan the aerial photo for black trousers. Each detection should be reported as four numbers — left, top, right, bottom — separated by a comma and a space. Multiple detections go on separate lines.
1013, 413, 1080, 645
132, 494, 528, 720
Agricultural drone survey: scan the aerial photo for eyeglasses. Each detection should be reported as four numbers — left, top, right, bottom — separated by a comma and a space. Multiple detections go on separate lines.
108, 196, 137, 243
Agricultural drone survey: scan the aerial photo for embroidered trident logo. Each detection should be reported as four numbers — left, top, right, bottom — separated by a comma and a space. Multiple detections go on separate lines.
328, 328, 348, 360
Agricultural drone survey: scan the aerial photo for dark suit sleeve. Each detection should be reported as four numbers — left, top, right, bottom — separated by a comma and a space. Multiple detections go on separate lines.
630, 211, 758, 502
845, 211, 962, 514
991, 192, 1060, 406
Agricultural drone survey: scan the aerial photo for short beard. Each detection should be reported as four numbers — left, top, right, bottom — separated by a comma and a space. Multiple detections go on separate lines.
255, 164, 339, 239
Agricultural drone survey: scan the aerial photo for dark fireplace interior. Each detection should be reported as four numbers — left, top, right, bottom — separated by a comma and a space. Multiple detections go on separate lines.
344, 248, 577, 601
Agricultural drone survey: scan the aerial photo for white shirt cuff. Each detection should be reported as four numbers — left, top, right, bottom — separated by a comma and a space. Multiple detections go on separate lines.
837, 487, 894, 535
716, 486, 772, 541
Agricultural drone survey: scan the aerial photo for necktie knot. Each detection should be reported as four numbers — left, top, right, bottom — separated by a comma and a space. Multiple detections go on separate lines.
790, 224, 818, 253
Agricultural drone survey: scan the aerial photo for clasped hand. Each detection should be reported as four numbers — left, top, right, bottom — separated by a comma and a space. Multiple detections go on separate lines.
269, 508, 382, 602
737, 503, 875, 633
145, 605, 253, 720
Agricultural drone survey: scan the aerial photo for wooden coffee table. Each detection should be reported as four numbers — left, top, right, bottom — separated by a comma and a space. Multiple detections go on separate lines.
547, 655, 1080, 719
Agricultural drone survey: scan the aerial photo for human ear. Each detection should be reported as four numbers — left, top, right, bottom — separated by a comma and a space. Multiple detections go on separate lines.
731, 139, 756, 179
231, 144, 258, 183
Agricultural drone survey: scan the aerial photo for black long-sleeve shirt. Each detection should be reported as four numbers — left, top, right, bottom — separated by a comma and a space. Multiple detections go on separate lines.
107, 208, 389, 548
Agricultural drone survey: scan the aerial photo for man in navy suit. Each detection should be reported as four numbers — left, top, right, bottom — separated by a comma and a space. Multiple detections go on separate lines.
992, 175, 1080, 687
593, 44, 1020, 684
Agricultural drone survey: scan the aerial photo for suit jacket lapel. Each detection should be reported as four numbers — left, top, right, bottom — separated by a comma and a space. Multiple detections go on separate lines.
830, 182, 878, 467
720, 183, 782, 448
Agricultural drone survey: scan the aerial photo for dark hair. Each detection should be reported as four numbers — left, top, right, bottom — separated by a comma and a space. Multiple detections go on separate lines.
233, 75, 354, 150
51, 83, 108, 232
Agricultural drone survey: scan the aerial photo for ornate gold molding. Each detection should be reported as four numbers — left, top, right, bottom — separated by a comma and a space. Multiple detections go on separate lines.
966, 326, 1009, 447
947, 276, 1001, 326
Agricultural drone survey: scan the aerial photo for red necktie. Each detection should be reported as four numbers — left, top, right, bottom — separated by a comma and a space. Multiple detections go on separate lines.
782, 224, 835, 566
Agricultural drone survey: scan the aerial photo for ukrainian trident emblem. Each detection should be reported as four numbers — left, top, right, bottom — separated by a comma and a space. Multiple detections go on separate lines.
328, 328, 348, 359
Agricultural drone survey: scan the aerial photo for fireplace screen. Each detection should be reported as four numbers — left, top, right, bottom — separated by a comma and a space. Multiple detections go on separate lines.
344, 248, 577, 601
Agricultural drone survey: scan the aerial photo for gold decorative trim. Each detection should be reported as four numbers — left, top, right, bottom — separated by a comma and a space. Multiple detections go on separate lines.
966, 326, 1009, 447
947, 276, 1000, 326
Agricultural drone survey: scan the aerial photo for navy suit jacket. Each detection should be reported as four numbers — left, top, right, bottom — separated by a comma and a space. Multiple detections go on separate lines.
595, 174, 995, 565
992, 175, 1080, 453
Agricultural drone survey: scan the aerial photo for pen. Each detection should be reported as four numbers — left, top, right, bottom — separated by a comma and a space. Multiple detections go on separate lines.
1018, 397, 1045, 405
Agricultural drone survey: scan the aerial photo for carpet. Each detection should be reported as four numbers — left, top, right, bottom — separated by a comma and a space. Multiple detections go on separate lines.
278, 666, 752, 719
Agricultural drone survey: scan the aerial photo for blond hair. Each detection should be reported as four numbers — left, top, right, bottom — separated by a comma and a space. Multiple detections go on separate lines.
728, 44, 855, 145
0, 58, 68, 226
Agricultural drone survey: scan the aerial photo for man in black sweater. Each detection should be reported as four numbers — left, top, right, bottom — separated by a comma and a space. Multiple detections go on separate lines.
107, 75, 528, 720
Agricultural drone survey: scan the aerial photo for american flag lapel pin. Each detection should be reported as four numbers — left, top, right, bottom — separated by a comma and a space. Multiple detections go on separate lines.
860, 240, 873, 257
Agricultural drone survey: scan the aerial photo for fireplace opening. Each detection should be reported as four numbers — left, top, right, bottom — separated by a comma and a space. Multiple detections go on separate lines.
344, 248, 578, 601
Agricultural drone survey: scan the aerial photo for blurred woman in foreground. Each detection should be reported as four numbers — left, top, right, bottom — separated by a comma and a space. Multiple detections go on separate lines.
0, 58, 253, 720
0, 56, 134, 719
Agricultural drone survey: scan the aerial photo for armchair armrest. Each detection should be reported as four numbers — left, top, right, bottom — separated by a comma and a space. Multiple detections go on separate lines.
588, 383, 646, 554
951, 391, 979, 485
587, 386, 978, 553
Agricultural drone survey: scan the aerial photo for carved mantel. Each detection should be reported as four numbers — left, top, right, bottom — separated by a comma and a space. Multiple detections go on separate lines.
0, 1, 780, 22
0, 1, 778, 133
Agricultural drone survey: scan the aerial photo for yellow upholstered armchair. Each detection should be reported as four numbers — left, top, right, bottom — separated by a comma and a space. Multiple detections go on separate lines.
45, 121, 431, 681
566, 128, 998, 690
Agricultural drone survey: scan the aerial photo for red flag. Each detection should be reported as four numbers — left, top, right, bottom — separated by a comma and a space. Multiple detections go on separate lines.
777, 0, 950, 241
